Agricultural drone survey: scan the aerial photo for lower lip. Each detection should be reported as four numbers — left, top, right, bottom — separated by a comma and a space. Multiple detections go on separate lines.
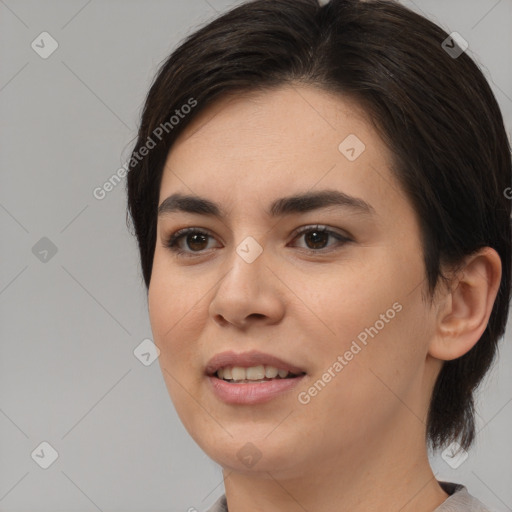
207, 375, 306, 405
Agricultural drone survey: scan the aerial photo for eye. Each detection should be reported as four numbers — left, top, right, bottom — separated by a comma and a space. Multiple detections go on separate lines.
163, 224, 352, 258
289, 225, 352, 253
164, 227, 219, 257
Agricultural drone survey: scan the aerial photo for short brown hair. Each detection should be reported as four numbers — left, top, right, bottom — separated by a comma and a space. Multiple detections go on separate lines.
126, 0, 511, 451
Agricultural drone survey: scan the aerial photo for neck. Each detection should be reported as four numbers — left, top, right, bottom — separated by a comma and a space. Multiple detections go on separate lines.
222, 416, 449, 512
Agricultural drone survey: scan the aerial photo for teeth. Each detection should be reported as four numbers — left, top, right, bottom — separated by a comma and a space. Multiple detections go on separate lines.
265, 366, 279, 378
231, 367, 246, 381
245, 365, 265, 380
216, 365, 295, 382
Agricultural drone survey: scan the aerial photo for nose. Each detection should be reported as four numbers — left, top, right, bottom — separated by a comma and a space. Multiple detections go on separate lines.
208, 246, 286, 329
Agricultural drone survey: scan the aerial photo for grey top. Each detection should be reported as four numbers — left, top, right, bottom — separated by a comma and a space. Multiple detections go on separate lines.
204, 481, 490, 512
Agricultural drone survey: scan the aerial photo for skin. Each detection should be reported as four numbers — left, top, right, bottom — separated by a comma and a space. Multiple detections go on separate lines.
148, 85, 502, 512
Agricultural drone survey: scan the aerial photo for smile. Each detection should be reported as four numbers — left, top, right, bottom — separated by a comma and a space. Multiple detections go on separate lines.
216, 365, 303, 382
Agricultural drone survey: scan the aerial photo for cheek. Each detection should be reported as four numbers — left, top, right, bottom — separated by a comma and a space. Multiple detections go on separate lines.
148, 258, 205, 364
292, 296, 429, 447
291, 258, 392, 350
295, 249, 428, 389
148, 264, 207, 425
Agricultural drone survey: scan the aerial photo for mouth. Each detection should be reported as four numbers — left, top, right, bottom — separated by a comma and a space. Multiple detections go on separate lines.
213, 364, 305, 383
205, 350, 307, 404
205, 350, 307, 382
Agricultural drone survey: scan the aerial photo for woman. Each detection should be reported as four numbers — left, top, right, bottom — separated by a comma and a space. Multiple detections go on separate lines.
126, 0, 511, 510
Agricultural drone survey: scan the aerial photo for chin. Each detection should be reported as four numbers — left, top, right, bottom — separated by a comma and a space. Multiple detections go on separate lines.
192, 428, 304, 475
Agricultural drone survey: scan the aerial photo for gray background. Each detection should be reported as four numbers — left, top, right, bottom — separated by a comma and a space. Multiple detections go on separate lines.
0, 0, 511, 511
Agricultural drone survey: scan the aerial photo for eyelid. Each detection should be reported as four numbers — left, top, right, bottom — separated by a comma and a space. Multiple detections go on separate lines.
164, 226, 219, 251
164, 224, 352, 257
292, 224, 352, 241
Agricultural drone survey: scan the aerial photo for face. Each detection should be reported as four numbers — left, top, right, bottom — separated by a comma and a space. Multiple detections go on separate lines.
148, 85, 442, 478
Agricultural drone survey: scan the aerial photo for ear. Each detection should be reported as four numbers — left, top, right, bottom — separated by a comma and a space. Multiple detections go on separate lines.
428, 247, 502, 361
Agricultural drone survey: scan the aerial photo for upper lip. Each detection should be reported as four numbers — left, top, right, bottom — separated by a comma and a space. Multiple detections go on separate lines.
205, 350, 307, 376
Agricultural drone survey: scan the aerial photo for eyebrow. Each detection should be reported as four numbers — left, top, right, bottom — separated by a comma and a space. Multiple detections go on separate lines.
157, 189, 376, 219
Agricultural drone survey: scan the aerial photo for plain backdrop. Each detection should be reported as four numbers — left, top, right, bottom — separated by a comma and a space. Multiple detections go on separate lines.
0, 1, 511, 511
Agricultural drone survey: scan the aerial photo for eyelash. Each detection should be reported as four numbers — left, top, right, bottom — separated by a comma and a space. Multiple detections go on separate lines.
163, 225, 352, 258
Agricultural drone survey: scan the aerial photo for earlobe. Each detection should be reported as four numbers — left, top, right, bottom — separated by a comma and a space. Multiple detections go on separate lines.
428, 247, 502, 361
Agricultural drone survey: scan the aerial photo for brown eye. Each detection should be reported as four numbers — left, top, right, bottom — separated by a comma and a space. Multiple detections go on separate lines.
165, 228, 219, 256
165, 225, 351, 258
291, 225, 351, 253
185, 232, 209, 251
303, 229, 330, 249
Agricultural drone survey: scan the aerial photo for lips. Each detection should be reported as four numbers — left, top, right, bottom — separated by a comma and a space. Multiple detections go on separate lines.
205, 350, 307, 376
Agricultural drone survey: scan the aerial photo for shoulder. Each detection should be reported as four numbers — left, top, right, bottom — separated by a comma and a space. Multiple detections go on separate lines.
202, 485, 492, 512
203, 494, 228, 512
435, 481, 492, 512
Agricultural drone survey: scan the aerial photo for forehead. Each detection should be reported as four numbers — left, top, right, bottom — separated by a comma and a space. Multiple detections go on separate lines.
169, 85, 373, 161
159, 85, 407, 220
